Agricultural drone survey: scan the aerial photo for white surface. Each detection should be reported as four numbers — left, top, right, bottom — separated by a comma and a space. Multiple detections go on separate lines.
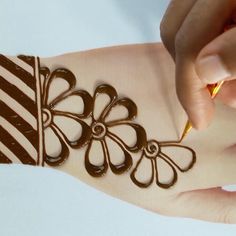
0, 0, 164, 57
0, 0, 236, 235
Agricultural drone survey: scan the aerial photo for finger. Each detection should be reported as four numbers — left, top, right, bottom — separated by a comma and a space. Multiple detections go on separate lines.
196, 28, 236, 84
160, 0, 197, 59
175, 0, 236, 129
166, 188, 236, 224
216, 80, 236, 108
175, 58, 214, 129
175, 0, 235, 59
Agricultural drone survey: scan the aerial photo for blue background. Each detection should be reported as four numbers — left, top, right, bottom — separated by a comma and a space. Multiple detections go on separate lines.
0, 0, 236, 235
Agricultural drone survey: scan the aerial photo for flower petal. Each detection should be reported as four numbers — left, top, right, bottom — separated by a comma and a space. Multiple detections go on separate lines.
130, 152, 155, 188
105, 135, 133, 174
159, 143, 196, 172
93, 84, 117, 121
44, 125, 69, 166
53, 112, 92, 149
53, 90, 93, 118
107, 123, 146, 152
105, 98, 137, 124
40, 67, 50, 104
43, 68, 76, 107
85, 139, 108, 177
155, 153, 178, 189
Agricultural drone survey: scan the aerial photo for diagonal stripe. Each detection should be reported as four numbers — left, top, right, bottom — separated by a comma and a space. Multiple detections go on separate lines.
0, 89, 37, 130
0, 76, 37, 117
0, 65, 35, 100
0, 54, 35, 90
18, 55, 35, 67
0, 149, 12, 164
0, 142, 21, 164
0, 118, 37, 164
0, 136, 35, 165
7, 56, 34, 75
0, 102, 39, 149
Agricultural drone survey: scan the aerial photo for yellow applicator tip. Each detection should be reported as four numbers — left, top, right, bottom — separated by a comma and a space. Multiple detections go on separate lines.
178, 121, 192, 143
178, 81, 225, 143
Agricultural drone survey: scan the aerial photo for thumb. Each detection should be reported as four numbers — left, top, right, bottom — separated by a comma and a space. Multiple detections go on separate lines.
166, 187, 236, 224
196, 28, 236, 84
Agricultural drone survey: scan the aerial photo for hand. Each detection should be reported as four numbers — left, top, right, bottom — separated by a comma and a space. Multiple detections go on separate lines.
40, 43, 236, 223
160, 0, 236, 129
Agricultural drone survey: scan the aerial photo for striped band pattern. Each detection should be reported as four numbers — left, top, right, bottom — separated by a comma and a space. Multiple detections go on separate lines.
0, 55, 39, 165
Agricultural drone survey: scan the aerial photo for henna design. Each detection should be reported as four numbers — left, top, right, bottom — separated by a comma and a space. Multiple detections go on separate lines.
0, 55, 40, 164
84, 84, 147, 177
0, 54, 197, 189
40, 67, 93, 166
130, 140, 196, 188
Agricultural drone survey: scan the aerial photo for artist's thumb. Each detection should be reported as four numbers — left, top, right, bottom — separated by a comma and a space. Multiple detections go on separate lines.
195, 28, 236, 85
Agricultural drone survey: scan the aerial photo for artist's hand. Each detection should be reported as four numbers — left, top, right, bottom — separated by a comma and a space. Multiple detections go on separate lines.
160, 0, 236, 129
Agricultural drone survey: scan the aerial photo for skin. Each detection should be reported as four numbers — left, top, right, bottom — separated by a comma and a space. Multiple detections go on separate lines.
37, 43, 236, 223
160, 0, 236, 130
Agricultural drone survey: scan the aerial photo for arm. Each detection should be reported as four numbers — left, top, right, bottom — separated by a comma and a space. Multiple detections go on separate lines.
1, 43, 236, 223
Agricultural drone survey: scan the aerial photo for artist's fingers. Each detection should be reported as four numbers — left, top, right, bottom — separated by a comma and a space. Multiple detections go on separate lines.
160, 0, 197, 60
174, 0, 235, 129
196, 28, 236, 85
166, 188, 236, 224
176, 60, 214, 129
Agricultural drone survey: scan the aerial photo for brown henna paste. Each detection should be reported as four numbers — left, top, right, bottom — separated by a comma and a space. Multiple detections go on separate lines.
0, 54, 196, 189
130, 140, 196, 188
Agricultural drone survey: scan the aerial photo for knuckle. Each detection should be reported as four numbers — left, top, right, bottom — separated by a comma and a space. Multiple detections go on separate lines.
160, 20, 174, 52
159, 19, 168, 40
217, 207, 233, 224
175, 30, 188, 54
175, 29, 200, 58
216, 194, 236, 224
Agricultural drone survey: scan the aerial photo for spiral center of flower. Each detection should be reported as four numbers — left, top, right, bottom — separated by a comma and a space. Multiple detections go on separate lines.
42, 108, 52, 128
92, 122, 107, 140
144, 140, 160, 159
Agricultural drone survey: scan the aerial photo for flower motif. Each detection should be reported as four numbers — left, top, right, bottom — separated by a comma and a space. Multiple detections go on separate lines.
85, 84, 147, 177
40, 67, 93, 166
130, 140, 196, 188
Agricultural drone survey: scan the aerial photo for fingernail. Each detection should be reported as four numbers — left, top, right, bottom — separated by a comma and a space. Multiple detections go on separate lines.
197, 55, 231, 84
